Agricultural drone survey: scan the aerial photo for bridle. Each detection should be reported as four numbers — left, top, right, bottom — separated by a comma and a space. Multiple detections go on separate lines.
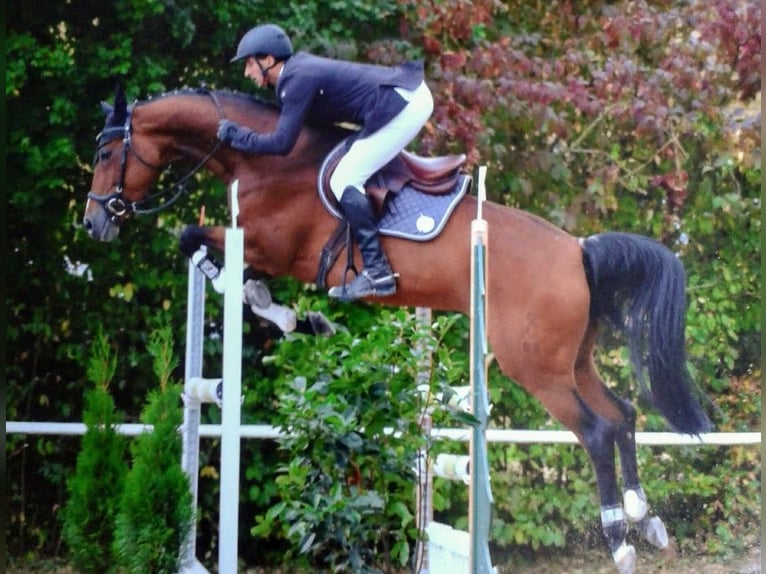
87, 88, 226, 224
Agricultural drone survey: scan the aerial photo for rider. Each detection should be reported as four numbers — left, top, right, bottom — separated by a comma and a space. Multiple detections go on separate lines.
217, 23, 434, 301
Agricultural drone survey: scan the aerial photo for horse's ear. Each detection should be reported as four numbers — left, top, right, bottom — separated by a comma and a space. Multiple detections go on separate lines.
113, 83, 128, 124
100, 101, 114, 116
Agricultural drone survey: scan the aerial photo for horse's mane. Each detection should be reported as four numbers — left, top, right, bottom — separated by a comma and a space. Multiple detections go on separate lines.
133, 86, 354, 152
134, 86, 280, 113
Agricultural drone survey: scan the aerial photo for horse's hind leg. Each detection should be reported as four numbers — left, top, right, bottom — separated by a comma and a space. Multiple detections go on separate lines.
516, 372, 637, 574
574, 329, 669, 554
608, 406, 669, 550
573, 393, 637, 574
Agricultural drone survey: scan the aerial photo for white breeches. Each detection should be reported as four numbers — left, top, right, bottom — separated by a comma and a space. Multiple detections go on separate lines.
329, 80, 434, 200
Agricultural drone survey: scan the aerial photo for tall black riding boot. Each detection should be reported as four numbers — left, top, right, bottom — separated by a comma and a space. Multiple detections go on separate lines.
328, 186, 397, 301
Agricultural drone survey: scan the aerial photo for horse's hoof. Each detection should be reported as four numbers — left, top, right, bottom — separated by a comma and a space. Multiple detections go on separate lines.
257, 304, 297, 333
243, 279, 272, 309
624, 489, 649, 522
612, 543, 636, 574
307, 311, 336, 337
641, 515, 669, 549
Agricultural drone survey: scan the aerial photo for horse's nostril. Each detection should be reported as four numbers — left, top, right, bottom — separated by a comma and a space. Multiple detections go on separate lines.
83, 217, 92, 231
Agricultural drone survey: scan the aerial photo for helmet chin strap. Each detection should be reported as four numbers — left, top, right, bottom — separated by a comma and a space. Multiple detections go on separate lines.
257, 58, 279, 84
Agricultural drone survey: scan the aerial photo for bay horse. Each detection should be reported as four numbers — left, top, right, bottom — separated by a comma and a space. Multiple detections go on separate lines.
83, 84, 712, 573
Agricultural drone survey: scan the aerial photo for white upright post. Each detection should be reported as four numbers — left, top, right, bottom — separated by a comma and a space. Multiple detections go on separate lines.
219, 180, 244, 573
414, 306, 434, 574
180, 257, 211, 573
469, 166, 494, 574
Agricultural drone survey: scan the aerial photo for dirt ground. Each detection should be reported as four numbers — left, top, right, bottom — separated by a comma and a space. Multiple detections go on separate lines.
502, 544, 761, 574
7, 544, 761, 573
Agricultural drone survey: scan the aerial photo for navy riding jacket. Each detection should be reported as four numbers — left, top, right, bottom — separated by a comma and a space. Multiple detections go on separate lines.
238, 52, 424, 155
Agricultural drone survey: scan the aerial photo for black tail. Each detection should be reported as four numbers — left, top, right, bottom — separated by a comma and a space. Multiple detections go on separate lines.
582, 232, 713, 434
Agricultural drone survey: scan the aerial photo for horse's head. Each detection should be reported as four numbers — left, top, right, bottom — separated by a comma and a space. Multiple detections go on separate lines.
83, 84, 168, 241
83, 84, 341, 242
82, 84, 283, 241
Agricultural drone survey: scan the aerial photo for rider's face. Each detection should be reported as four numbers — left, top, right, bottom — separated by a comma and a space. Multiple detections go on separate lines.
244, 56, 273, 88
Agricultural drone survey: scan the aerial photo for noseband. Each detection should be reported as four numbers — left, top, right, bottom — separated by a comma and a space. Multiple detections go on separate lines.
88, 88, 225, 224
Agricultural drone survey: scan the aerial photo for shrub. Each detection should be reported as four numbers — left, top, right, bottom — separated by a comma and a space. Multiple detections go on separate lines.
252, 308, 466, 572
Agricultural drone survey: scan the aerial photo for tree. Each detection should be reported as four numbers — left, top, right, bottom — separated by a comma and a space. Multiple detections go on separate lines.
113, 326, 192, 574
61, 331, 127, 573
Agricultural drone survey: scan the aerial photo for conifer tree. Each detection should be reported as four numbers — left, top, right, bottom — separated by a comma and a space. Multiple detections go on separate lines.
113, 324, 193, 574
61, 330, 127, 573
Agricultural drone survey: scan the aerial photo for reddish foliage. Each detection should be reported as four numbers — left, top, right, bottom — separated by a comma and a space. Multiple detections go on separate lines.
371, 0, 760, 222
651, 169, 689, 213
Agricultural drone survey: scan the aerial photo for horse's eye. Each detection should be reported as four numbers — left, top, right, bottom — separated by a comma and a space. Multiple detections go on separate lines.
93, 148, 112, 165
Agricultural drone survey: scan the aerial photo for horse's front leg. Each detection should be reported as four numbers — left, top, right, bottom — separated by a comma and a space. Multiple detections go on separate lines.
179, 225, 335, 336
179, 223, 225, 256
180, 224, 227, 292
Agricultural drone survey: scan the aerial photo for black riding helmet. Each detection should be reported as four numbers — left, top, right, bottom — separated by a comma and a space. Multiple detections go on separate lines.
230, 24, 293, 63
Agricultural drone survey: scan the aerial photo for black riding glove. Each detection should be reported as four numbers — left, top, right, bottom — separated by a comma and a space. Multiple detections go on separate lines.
217, 120, 260, 153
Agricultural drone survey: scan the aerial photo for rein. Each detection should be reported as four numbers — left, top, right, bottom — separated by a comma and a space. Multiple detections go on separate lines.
88, 88, 226, 222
